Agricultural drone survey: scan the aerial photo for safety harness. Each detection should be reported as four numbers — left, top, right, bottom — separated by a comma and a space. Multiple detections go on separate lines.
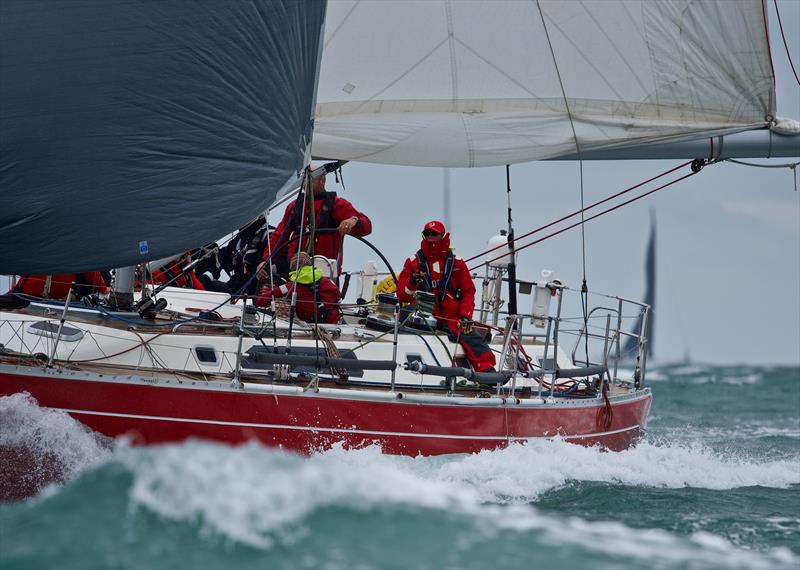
289, 191, 337, 233
415, 250, 458, 303
272, 192, 338, 274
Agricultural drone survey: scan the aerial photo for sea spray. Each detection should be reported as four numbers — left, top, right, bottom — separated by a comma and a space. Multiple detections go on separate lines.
0, 392, 111, 500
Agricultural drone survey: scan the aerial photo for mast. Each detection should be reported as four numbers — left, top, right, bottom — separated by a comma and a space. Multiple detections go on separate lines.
505, 165, 518, 317
442, 169, 452, 230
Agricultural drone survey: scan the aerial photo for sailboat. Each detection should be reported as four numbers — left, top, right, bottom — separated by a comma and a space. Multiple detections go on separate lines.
621, 210, 656, 366
1, 1, 797, 462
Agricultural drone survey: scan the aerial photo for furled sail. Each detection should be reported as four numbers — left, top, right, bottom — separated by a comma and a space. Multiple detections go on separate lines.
0, 0, 326, 274
314, 0, 775, 167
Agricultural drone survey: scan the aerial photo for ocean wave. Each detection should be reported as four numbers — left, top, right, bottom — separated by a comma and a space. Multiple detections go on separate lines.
0, 393, 111, 500
114, 440, 799, 568
645, 364, 799, 386
2, 391, 798, 569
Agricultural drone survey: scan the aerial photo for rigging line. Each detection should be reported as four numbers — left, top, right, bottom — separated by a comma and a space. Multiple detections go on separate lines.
286, 167, 313, 353
726, 158, 799, 191
761, 0, 777, 101
578, 160, 589, 367
263, 208, 278, 349
305, 169, 321, 364
353, 36, 450, 113
268, 185, 303, 216
537, 0, 594, 366
464, 161, 692, 263
535, 0, 583, 157
773, 0, 800, 87
471, 168, 701, 271
323, 0, 361, 49
724, 158, 800, 169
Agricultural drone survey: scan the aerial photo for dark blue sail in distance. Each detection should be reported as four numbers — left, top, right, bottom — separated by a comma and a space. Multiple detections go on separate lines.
622, 212, 656, 359
0, 0, 326, 274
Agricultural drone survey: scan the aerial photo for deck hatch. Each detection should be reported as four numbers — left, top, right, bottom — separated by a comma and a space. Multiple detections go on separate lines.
27, 321, 84, 342
194, 346, 218, 364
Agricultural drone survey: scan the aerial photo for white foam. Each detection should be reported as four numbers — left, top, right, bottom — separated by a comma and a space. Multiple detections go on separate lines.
0, 392, 111, 484
436, 438, 800, 502
119, 440, 800, 568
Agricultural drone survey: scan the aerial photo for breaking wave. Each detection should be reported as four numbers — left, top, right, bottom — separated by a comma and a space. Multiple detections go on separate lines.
0, 393, 111, 500
2, 392, 798, 569
117, 440, 799, 567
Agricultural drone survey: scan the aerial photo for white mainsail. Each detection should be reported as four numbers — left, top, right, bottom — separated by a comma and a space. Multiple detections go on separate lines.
314, 0, 775, 167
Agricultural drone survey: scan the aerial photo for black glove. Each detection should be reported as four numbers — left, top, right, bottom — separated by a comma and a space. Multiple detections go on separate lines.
410, 271, 425, 286
459, 318, 473, 335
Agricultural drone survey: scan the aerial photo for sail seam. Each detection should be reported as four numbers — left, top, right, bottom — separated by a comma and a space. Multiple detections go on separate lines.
444, 0, 458, 103
453, 38, 557, 112
352, 36, 451, 114
459, 114, 475, 168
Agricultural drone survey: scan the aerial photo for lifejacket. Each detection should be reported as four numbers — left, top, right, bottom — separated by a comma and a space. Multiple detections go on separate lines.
289, 191, 338, 232
289, 265, 329, 322
415, 250, 458, 303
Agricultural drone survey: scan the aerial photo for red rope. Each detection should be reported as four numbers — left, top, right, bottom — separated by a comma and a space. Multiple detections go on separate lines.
470, 168, 700, 272
464, 161, 692, 264
596, 380, 613, 431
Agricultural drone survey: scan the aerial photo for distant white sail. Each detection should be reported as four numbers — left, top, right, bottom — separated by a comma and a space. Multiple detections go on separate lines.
314, 0, 774, 167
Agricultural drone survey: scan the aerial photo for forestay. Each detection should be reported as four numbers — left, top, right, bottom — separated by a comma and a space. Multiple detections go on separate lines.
0, 1, 326, 274
314, 0, 775, 167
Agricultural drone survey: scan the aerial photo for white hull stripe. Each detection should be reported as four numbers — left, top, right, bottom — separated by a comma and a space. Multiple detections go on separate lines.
59, 408, 640, 442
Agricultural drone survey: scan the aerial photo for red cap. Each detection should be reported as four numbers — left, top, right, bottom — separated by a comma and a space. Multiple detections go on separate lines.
422, 220, 446, 235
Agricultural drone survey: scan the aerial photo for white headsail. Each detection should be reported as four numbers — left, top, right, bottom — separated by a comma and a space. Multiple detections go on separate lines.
314, 0, 775, 167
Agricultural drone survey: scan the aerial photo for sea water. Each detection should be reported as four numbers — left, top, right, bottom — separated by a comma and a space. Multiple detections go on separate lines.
1, 364, 798, 570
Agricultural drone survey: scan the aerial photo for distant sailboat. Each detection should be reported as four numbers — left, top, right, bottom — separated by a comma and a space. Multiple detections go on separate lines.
622, 211, 656, 361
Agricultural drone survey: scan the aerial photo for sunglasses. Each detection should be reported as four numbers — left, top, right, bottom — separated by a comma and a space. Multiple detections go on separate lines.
422, 230, 443, 238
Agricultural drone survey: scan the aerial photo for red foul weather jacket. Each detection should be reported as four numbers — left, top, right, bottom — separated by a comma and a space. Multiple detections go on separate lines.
13, 273, 108, 300
150, 254, 206, 290
266, 192, 372, 273
255, 270, 342, 325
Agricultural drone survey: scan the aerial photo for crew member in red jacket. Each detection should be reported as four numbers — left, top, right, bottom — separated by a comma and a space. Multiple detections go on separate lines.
396, 221, 496, 373
255, 252, 341, 324
263, 167, 372, 277
12, 272, 108, 300
149, 253, 206, 290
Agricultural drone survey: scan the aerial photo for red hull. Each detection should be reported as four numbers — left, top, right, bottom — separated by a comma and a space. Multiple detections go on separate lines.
1, 369, 651, 456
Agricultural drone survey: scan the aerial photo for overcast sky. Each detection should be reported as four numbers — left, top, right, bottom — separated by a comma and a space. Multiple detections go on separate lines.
330, 0, 800, 365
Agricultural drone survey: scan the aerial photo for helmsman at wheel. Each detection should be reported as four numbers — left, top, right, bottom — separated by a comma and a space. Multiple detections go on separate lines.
263, 167, 372, 277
